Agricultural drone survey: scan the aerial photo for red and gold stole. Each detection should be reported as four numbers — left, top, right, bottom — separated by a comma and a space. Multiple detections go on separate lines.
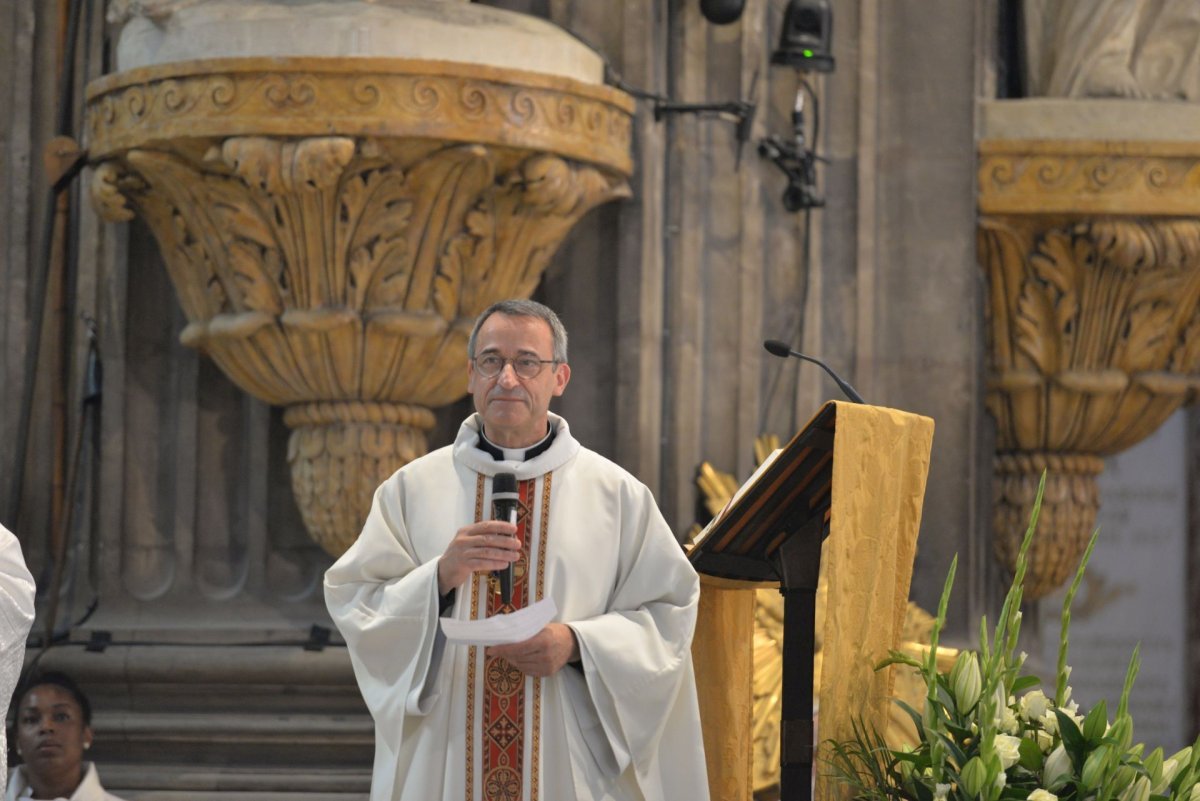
465, 472, 551, 801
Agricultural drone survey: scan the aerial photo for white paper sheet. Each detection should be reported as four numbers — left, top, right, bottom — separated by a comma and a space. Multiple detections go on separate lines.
439, 597, 558, 646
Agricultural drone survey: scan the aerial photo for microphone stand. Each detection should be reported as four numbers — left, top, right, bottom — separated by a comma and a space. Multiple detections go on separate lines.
763, 340, 865, 404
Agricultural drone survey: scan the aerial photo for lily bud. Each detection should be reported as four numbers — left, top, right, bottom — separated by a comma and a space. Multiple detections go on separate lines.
961, 757, 988, 797
1081, 745, 1111, 790
952, 652, 982, 712
1111, 765, 1137, 795
1153, 757, 1181, 795
1118, 776, 1151, 801
1167, 746, 1192, 771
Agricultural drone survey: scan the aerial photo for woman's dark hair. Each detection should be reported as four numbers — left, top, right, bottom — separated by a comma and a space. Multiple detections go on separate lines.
12, 670, 92, 726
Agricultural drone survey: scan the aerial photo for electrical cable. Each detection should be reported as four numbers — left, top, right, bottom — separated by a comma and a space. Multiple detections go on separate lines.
759, 72, 822, 426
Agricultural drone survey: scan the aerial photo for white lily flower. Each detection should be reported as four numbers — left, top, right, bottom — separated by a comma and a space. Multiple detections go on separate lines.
935, 783, 952, 801
1021, 690, 1050, 721
995, 735, 1022, 770
1028, 789, 1057, 801
1036, 730, 1053, 752
1044, 745, 1072, 789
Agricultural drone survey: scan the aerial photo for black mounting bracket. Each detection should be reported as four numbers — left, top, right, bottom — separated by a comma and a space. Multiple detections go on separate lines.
653, 100, 757, 146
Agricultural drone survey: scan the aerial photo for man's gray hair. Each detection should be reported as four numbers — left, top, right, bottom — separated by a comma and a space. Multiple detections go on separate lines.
467, 299, 569, 363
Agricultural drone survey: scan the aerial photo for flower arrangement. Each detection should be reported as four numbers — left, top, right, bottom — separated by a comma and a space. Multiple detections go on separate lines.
828, 477, 1200, 801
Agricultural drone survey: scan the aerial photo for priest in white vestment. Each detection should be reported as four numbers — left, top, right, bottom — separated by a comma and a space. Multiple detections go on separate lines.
326, 300, 709, 801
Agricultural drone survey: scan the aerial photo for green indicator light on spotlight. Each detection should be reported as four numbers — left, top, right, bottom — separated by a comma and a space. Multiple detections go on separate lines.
803, 49, 814, 57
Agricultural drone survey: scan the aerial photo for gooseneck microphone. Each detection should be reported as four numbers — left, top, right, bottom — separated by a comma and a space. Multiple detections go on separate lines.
491, 473, 520, 605
763, 340, 866, 404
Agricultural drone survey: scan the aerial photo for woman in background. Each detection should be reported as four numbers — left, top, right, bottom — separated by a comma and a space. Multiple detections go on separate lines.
6, 672, 125, 801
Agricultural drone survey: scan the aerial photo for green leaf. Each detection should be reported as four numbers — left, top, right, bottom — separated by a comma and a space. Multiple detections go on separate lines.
1057, 528, 1099, 705
937, 731, 969, 768
894, 699, 927, 741
1083, 700, 1109, 742
1055, 708, 1087, 764
1010, 675, 1041, 695
1143, 747, 1164, 785
878, 650, 924, 671
1117, 646, 1141, 720
1018, 737, 1044, 772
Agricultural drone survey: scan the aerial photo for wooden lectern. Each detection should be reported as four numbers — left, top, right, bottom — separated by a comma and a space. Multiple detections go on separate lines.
689, 401, 934, 801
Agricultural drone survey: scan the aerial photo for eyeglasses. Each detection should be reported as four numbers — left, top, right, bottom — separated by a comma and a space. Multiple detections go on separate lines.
472, 354, 559, 380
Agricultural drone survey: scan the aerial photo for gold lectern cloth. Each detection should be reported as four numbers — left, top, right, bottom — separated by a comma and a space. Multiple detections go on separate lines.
815, 401, 934, 801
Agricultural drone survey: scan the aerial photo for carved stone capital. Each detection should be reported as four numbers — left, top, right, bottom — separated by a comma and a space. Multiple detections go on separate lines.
980, 143, 1200, 595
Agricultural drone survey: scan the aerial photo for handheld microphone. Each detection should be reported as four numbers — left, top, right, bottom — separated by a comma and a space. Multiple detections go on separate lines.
763, 339, 866, 404
491, 472, 520, 605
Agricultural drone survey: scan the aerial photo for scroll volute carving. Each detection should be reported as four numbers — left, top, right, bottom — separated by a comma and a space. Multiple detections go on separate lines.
87, 60, 633, 555
980, 215, 1200, 598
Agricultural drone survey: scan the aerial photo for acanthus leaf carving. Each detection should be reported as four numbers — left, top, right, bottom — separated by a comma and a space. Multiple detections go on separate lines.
398, 145, 494, 315
437, 203, 496, 322
340, 155, 413, 312
90, 161, 138, 222
441, 154, 627, 317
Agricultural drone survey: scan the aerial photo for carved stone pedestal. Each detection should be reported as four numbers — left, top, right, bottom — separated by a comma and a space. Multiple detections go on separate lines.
979, 100, 1200, 597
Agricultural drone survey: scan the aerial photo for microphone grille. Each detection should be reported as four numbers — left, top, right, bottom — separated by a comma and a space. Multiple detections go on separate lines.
763, 339, 792, 358
493, 472, 518, 493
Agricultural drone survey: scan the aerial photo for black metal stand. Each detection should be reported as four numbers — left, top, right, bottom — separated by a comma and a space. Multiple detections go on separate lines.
774, 518, 825, 801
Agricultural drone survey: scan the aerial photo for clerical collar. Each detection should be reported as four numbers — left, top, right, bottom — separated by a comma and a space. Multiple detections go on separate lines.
477, 425, 556, 462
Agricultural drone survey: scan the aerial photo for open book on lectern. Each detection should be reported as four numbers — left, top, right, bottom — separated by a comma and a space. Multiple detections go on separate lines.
688, 402, 837, 586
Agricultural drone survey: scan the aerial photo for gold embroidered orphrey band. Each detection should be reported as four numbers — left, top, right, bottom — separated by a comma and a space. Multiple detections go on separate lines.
466, 472, 553, 801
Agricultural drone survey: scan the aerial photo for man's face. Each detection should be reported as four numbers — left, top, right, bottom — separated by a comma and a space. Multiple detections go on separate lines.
16, 684, 91, 780
467, 313, 570, 448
